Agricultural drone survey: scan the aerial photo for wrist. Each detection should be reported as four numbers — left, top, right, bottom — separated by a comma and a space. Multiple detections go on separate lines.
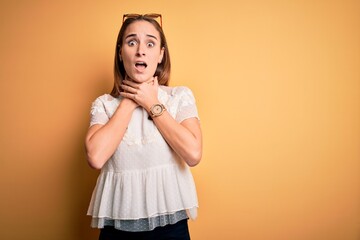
120, 98, 138, 111
149, 103, 166, 118
145, 101, 159, 112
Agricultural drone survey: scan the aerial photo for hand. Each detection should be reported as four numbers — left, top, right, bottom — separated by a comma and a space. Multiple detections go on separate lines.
120, 76, 159, 111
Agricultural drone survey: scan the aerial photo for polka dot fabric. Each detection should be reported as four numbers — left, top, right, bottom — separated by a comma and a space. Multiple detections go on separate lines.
99, 210, 188, 232
87, 86, 199, 231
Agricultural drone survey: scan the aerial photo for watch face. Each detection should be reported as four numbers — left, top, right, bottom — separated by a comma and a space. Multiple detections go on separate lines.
153, 104, 162, 114
150, 104, 165, 117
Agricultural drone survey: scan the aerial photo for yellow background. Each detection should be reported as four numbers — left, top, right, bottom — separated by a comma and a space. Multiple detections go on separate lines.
0, 0, 359, 239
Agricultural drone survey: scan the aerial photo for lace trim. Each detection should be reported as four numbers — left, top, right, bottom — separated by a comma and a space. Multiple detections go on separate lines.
92, 210, 188, 232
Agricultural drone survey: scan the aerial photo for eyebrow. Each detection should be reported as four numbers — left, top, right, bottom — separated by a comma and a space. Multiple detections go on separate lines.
125, 33, 158, 41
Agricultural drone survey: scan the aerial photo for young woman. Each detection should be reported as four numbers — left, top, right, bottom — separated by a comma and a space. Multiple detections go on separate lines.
85, 14, 202, 240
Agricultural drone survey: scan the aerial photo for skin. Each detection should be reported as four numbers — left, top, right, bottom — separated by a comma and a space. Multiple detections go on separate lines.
85, 20, 202, 169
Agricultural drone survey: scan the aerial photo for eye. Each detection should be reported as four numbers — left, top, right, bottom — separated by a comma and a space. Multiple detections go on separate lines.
127, 40, 137, 46
147, 42, 155, 48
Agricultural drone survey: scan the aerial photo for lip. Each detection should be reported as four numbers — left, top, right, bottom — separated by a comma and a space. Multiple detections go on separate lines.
134, 60, 148, 73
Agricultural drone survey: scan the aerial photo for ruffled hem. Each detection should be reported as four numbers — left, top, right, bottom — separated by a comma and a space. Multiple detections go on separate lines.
90, 209, 190, 231
87, 163, 198, 220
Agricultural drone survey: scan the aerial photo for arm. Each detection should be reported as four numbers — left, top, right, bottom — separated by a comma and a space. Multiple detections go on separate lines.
152, 113, 202, 167
85, 98, 137, 169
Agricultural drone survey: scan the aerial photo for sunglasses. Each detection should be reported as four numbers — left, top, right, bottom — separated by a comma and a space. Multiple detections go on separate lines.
122, 13, 162, 27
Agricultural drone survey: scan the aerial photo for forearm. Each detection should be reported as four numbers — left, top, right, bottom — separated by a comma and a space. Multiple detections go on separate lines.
152, 112, 202, 167
85, 101, 135, 169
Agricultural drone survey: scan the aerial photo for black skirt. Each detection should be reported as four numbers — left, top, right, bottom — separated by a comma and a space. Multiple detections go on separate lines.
98, 219, 191, 240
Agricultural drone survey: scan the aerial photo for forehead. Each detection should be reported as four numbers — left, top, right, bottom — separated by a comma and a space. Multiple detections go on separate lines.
124, 20, 161, 39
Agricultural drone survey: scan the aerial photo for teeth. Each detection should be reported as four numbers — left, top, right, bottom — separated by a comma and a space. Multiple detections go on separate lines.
135, 62, 147, 67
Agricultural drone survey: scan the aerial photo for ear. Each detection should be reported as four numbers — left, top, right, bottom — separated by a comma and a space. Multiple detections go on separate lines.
159, 47, 165, 64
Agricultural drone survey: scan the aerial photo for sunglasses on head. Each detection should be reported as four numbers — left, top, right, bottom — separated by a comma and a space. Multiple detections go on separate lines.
122, 13, 162, 27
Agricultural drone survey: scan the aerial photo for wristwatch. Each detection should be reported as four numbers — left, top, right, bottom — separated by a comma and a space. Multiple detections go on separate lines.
149, 103, 166, 118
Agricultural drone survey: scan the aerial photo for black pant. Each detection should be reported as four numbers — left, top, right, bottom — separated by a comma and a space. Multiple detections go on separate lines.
99, 219, 191, 240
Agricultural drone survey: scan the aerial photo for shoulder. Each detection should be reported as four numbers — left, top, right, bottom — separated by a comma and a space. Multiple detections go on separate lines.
159, 85, 195, 98
92, 94, 120, 107
90, 94, 120, 113
93, 94, 117, 103
159, 86, 197, 112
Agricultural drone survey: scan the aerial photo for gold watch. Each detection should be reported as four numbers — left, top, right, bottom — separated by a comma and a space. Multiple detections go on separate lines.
149, 103, 166, 118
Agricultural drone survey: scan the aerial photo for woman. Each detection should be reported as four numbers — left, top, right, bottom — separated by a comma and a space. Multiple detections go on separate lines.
85, 14, 202, 240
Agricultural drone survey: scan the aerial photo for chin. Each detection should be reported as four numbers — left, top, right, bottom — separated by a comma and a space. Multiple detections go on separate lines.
129, 74, 153, 83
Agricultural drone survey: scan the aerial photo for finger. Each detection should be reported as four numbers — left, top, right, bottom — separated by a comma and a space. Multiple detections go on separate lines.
119, 92, 127, 98
123, 79, 140, 89
121, 84, 138, 94
120, 92, 135, 100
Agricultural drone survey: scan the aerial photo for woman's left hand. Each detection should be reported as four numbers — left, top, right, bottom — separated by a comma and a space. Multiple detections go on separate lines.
120, 76, 159, 111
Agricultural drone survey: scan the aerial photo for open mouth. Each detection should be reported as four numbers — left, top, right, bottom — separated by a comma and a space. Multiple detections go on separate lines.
135, 61, 147, 70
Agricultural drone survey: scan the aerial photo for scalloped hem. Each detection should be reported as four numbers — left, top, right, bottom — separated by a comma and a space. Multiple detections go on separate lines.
90, 209, 191, 232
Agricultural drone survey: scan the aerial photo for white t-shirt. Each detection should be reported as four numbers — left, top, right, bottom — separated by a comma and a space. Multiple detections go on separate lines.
87, 86, 199, 230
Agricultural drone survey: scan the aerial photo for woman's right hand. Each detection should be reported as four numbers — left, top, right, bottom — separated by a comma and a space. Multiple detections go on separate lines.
120, 76, 159, 112
120, 76, 140, 111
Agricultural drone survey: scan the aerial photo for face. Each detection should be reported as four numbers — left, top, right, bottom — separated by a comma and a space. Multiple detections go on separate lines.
120, 20, 164, 83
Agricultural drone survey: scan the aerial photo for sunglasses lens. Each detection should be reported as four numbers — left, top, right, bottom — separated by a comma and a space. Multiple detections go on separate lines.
123, 13, 162, 27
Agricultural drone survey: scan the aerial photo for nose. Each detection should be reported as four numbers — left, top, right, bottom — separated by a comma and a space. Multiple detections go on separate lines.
136, 43, 146, 56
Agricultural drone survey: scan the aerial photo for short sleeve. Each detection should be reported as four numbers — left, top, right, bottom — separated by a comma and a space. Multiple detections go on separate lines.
175, 87, 199, 123
89, 97, 109, 127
